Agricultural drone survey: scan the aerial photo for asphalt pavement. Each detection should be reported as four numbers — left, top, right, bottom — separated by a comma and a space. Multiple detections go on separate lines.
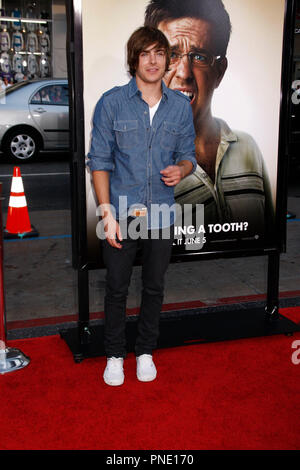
0, 151, 70, 211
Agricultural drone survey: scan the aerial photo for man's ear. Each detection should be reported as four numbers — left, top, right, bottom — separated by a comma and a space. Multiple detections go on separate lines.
215, 57, 227, 88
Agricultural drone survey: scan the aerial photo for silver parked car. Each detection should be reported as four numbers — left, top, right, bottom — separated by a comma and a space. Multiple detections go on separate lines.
0, 78, 69, 162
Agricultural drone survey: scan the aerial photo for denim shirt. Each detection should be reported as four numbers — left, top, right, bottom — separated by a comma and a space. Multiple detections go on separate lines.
87, 77, 196, 228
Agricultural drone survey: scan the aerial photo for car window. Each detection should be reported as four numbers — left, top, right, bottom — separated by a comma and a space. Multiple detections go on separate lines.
31, 91, 41, 104
40, 86, 52, 103
30, 84, 69, 106
61, 85, 69, 105
48, 85, 68, 105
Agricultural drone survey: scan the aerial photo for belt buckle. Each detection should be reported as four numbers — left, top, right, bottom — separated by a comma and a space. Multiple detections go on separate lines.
132, 208, 147, 217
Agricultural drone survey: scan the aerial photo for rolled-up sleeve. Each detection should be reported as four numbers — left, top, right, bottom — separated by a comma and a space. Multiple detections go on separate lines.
86, 95, 116, 172
174, 102, 197, 173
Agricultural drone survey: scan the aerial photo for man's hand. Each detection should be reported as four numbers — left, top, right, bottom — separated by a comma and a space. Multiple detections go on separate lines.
160, 161, 193, 186
160, 165, 184, 186
103, 212, 123, 249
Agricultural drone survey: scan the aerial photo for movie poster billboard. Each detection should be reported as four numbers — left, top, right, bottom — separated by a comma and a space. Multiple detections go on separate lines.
81, 0, 287, 267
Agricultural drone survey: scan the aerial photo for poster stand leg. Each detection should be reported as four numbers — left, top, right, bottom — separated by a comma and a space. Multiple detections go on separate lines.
265, 251, 280, 322
63, 267, 92, 363
77, 266, 92, 346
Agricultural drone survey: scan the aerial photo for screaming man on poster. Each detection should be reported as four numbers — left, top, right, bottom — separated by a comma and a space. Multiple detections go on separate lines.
145, 0, 275, 244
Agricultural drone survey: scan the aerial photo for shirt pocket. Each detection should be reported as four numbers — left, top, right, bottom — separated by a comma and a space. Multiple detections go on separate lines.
161, 121, 181, 151
113, 120, 138, 150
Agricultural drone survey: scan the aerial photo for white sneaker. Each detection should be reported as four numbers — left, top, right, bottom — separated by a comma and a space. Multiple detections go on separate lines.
103, 357, 124, 386
136, 354, 157, 382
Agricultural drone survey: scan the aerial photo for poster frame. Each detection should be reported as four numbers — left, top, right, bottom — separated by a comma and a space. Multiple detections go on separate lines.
67, 0, 295, 271
63, 0, 297, 355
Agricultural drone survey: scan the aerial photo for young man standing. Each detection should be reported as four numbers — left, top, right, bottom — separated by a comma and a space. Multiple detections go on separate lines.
87, 26, 196, 386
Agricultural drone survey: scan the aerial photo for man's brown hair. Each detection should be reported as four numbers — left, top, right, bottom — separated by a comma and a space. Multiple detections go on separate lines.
127, 26, 170, 77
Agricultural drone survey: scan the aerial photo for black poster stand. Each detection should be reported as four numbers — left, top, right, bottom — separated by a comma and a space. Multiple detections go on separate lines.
60, 249, 300, 363
61, 0, 300, 362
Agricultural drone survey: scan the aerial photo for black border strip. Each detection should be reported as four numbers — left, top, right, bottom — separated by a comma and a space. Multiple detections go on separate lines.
66, 0, 88, 270
276, 0, 296, 253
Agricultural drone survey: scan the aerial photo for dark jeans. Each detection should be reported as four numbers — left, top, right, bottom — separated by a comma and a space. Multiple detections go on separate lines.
101, 224, 174, 358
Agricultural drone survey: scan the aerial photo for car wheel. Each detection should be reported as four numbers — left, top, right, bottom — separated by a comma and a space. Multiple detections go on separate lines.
3, 129, 40, 162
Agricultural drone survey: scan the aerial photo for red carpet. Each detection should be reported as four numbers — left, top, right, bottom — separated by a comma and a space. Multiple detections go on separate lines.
1, 307, 300, 450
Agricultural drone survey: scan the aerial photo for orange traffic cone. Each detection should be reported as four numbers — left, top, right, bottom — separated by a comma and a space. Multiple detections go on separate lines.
4, 167, 38, 239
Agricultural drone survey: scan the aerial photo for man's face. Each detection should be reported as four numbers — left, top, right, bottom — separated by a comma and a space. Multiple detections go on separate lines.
158, 17, 227, 120
135, 43, 167, 85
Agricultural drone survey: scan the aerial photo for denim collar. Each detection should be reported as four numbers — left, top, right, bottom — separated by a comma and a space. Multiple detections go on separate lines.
128, 76, 169, 102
